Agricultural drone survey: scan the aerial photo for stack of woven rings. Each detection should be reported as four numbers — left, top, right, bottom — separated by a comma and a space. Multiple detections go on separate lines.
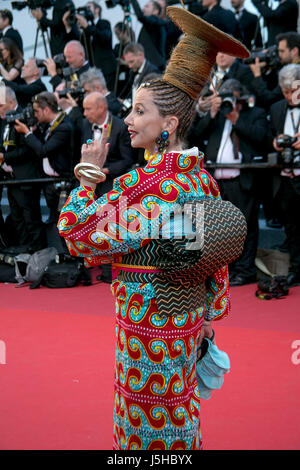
74, 139, 106, 184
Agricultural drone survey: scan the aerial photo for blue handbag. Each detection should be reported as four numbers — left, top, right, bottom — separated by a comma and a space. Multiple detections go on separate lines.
196, 333, 230, 400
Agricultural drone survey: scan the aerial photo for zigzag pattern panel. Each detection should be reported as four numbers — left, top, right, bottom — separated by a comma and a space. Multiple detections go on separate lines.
152, 278, 206, 317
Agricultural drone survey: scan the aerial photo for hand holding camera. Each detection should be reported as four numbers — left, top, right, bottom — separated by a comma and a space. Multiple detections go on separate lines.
273, 133, 297, 152
273, 133, 300, 168
14, 119, 30, 135
210, 94, 222, 119
291, 132, 300, 150
76, 14, 89, 30
249, 57, 267, 78
43, 57, 57, 77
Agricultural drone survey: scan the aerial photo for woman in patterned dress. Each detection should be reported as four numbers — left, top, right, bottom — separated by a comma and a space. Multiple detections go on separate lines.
58, 7, 249, 450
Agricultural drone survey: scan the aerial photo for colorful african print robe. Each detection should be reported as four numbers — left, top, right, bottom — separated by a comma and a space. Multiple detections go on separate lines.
58, 148, 230, 450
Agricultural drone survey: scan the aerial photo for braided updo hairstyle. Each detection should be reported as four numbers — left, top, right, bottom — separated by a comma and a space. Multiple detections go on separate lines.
140, 79, 197, 142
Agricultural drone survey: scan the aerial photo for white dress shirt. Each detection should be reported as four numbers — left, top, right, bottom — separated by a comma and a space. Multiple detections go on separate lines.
214, 119, 242, 180
283, 107, 300, 176
43, 115, 60, 176
132, 60, 146, 100
92, 113, 109, 142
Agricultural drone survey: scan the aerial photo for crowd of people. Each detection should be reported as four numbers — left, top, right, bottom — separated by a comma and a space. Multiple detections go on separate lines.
0, 0, 299, 287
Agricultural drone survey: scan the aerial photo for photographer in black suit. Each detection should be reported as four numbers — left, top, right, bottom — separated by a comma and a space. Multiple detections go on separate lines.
80, 67, 121, 116
82, 91, 133, 282
54, 81, 84, 168
251, 0, 298, 47
31, 0, 78, 56
201, 0, 242, 40
1, 58, 46, 107
231, 0, 263, 50
75, 1, 117, 92
44, 40, 90, 91
269, 64, 300, 286
119, 42, 160, 104
191, 79, 268, 286
0, 9, 23, 54
130, 0, 167, 71
0, 87, 45, 252
14, 92, 74, 224
196, 51, 255, 117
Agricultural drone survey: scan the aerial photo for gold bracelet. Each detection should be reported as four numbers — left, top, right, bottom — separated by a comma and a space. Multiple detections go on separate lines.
74, 162, 106, 184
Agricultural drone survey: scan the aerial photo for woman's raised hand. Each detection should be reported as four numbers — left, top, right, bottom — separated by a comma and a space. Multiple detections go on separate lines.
81, 125, 110, 169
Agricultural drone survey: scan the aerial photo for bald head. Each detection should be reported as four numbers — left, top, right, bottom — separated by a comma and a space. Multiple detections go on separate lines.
83, 91, 108, 125
64, 41, 86, 69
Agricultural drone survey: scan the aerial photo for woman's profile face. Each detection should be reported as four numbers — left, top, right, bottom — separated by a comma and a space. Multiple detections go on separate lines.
125, 87, 166, 154
0, 44, 9, 61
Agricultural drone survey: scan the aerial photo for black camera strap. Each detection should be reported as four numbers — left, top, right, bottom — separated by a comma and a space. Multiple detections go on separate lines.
290, 109, 300, 135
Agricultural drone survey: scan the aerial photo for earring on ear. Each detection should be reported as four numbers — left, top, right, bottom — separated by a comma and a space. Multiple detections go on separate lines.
155, 130, 169, 153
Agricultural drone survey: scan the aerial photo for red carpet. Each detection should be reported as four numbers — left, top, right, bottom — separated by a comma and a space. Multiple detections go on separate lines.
0, 277, 299, 450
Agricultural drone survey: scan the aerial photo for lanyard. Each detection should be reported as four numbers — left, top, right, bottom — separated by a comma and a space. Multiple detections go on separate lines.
45, 112, 66, 141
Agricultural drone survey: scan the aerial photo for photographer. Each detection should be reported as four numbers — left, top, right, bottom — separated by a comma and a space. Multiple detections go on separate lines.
251, 0, 298, 47
0, 87, 45, 253
156, 0, 181, 61
201, 0, 242, 40
44, 40, 90, 90
113, 21, 135, 95
31, 0, 78, 56
1, 58, 46, 107
14, 91, 74, 224
191, 79, 268, 286
269, 64, 300, 286
0, 9, 23, 54
119, 42, 160, 105
196, 51, 255, 117
250, 32, 300, 110
75, 2, 117, 92
80, 67, 121, 116
231, 0, 263, 51
130, 0, 167, 71
54, 81, 84, 166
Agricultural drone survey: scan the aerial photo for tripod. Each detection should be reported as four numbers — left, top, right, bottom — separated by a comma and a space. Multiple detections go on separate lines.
80, 29, 95, 68
113, 6, 134, 97
33, 23, 51, 57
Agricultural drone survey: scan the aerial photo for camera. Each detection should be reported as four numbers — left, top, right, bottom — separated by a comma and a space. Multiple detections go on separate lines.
276, 134, 297, 148
276, 134, 300, 166
76, 6, 94, 22
57, 87, 85, 103
36, 53, 66, 70
35, 53, 66, 76
11, 0, 54, 11
105, 0, 130, 9
218, 91, 254, 116
5, 104, 36, 128
66, 4, 94, 25
244, 45, 281, 68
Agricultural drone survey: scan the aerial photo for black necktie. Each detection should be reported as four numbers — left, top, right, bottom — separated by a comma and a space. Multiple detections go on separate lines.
92, 124, 101, 131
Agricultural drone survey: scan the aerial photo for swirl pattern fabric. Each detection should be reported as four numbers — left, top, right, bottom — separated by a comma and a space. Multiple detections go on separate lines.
112, 279, 204, 450
57, 149, 232, 449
